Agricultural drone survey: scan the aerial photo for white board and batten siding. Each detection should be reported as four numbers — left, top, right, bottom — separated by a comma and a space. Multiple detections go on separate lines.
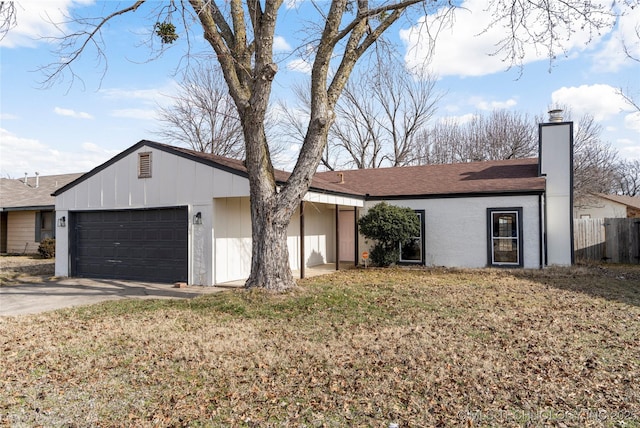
55, 145, 250, 285
56, 143, 362, 285
212, 197, 346, 284
360, 195, 542, 269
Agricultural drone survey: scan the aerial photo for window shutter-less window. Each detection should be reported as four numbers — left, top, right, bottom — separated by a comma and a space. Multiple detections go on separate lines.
35, 211, 42, 242
138, 152, 152, 178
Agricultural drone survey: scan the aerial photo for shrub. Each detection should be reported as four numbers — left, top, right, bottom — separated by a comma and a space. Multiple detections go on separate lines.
358, 202, 420, 267
38, 238, 56, 259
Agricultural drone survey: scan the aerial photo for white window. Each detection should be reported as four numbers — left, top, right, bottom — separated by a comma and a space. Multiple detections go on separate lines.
488, 208, 523, 267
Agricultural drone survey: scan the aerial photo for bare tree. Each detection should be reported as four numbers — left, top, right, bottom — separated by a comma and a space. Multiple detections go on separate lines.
414, 110, 539, 164
11, 0, 629, 290
330, 58, 441, 168
283, 57, 441, 170
331, 75, 387, 169
572, 113, 621, 202
156, 62, 244, 158
0, 1, 16, 41
615, 159, 640, 196
277, 82, 339, 171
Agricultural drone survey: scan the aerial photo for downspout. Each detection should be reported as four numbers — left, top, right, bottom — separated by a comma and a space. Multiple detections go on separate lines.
335, 204, 340, 271
300, 201, 305, 279
538, 193, 544, 269
354, 208, 359, 267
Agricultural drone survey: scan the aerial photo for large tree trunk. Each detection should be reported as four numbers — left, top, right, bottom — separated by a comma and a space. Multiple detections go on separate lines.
241, 108, 298, 291
245, 195, 294, 291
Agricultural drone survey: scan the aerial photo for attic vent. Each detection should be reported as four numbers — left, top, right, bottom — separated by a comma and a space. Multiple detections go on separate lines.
138, 152, 152, 178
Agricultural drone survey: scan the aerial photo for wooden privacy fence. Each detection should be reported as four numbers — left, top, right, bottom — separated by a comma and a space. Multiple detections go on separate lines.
574, 218, 640, 264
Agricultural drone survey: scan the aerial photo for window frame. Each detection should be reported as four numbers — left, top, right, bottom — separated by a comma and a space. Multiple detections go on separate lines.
398, 209, 425, 265
35, 210, 55, 242
487, 207, 523, 268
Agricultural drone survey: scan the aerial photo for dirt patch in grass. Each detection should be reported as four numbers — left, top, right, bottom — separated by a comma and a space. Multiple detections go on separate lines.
0, 255, 55, 286
1, 265, 639, 427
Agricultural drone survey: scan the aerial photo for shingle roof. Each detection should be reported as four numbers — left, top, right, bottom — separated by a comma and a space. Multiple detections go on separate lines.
315, 158, 545, 198
171, 144, 544, 197
51, 141, 546, 200
596, 193, 640, 210
0, 173, 84, 209
158, 143, 361, 196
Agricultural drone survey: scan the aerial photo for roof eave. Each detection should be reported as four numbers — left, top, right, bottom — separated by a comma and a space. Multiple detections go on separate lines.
364, 189, 545, 201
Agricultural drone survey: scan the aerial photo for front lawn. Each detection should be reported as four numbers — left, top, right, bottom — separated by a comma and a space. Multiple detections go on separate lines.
1, 265, 639, 427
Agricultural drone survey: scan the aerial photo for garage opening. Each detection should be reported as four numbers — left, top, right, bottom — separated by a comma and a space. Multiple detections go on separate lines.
70, 207, 188, 283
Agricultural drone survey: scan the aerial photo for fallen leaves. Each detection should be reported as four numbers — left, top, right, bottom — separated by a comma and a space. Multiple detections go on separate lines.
1, 265, 639, 426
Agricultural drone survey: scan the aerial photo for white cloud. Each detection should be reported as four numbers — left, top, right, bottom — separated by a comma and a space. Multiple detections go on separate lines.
284, 0, 305, 9
438, 113, 477, 125
591, 6, 640, 72
110, 108, 157, 120
287, 58, 312, 74
0, 128, 117, 177
619, 142, 640, 160
474, 98, 518, 111
274, 35, 291, 52
54, 107, 93, 119
0, 0, 94, 48
551, 84, 630, 122
100, 86, 168, 102
0, 113, 19, 120
624, 111, 640, 133
400, 0, 614, 78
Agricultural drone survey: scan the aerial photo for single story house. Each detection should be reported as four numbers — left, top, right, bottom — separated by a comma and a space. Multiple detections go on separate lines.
574, 193, 640, 219
0, 173, 83, 254
53, 119, 574, 285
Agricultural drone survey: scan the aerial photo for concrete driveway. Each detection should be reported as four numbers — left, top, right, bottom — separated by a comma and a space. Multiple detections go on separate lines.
0, 277, 228, 316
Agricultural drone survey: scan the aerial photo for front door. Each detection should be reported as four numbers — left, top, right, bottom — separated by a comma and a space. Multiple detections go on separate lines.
338, 210, 356, 262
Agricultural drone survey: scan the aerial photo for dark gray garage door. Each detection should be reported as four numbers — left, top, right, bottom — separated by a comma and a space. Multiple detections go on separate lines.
71, 208, 188, 283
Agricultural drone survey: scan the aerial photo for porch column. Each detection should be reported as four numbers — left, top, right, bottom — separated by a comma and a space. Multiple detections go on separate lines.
335, 204, 340, 271
300, 201, 305, 279
354, 208, 359, 267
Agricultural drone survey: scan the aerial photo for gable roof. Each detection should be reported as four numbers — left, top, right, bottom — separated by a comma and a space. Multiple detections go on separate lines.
1, 173, 84, 210
52, 140, 545, 200
52, 140, 359, 198
595, 193, 640, 210
315, 158, 545, 198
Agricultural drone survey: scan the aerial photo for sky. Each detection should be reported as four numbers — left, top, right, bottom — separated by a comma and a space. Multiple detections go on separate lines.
1, 0, 639, 179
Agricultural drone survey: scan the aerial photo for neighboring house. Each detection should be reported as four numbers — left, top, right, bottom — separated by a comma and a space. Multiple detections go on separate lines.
53, 119, 573, 285
0, 173, 83, 254
574, 193, 640, 219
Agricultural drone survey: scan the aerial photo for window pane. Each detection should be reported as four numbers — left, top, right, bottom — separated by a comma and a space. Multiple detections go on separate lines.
493, 239, 518, 263
401, 237, 421, 261
493, 213, 517, 237
399, 212, 422, 263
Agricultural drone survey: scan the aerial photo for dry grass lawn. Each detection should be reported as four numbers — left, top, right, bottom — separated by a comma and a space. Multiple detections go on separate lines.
0, 255, 55, 286
1, 265, 639, 427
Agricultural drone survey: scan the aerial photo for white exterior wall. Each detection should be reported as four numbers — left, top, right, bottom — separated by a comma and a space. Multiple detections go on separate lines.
288, 203, 336, 271
360, 195, 542, 269
212, 198, 337, 284
55, 145, 250, 285
212, 197, 252, 284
